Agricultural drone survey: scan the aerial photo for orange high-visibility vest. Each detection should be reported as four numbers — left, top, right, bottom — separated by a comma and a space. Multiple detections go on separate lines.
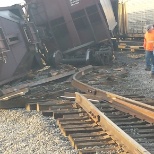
143, 30, 154, 51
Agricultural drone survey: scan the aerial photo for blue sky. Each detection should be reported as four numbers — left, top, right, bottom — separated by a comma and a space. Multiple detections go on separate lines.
0, 0, 24, 7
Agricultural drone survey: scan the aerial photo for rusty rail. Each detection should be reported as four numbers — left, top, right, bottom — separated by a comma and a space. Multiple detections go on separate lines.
26, 92, 151, 153
75, 92, 150, 154
72, 66, 154, 123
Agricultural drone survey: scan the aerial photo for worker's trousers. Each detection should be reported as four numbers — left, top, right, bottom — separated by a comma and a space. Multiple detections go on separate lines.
145, 51, 154, 74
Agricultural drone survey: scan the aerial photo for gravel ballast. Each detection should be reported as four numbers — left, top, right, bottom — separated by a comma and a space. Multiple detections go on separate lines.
86, 51, 154, 98
110, 51, 154, 98
0, 109, 78, 154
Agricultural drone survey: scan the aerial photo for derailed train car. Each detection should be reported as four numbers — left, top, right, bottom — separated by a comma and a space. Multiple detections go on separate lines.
24, 0, 117, 65
0, 5, 41, 85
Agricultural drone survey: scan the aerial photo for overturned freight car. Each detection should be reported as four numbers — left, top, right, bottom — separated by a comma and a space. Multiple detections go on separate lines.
0, 5, 42, 85
25, 0, 117, 65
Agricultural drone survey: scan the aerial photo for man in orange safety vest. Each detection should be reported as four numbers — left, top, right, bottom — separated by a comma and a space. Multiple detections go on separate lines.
143, 24, 154, 77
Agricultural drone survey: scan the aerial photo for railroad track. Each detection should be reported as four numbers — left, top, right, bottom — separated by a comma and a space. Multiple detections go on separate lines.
0, 65, 154, 153
71, 66, 154, 153
26, 91, 154, 154
26, 92, 151, 154
76, 66, 154, 107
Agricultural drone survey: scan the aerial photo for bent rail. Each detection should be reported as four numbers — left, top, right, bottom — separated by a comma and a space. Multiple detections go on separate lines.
72, 65, 154, 124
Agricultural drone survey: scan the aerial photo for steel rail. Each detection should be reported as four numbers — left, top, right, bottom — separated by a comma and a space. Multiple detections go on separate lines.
0, 88, 28, 101
72, 65, 154, 123
1, 70, 76, 95
75, 92, 150, 154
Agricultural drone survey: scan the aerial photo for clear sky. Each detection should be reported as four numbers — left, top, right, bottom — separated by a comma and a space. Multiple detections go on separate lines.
0, 0, 24, 7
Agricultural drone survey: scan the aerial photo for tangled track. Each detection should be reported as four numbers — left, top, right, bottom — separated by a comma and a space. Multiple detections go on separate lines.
0, 65, 154, 153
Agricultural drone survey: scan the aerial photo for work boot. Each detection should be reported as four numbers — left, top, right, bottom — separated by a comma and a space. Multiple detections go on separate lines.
145, 67, 151, 71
